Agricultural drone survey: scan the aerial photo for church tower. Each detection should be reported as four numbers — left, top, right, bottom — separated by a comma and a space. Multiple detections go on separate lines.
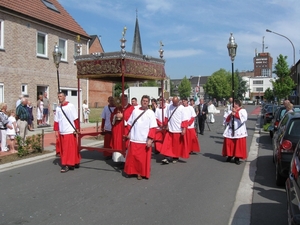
132, 11, 143, 55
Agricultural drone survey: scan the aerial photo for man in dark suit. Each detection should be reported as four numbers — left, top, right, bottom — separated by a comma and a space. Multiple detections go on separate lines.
197, 98, 208, 135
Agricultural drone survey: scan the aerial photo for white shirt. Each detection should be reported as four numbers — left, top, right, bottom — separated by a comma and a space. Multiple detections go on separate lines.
184, 105, 196, 129
167, 104, 189, 133
55, 102, 78, 135
101, 105, 116, 131
223, 108, 248, 138
128, 109, 157, 143
6, 116, 16, 135
155, 106, 167, 128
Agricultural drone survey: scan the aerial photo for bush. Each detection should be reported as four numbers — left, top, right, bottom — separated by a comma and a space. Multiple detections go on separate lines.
263, 123, 270, 131
16, 134, 43, 157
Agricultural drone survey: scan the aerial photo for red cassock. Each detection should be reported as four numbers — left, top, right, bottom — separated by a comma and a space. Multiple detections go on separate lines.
110, 104, 134, 152
124, 127, 156, 179
154, 116, 168, 152
222, 108, 247, 159
185, 116, 200, 153
222, 137, 247, 159
54, 118, 81, 166
160, 120, 189, 159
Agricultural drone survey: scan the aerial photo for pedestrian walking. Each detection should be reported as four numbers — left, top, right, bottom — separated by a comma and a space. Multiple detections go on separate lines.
222, 99, 248, 165
54, 92, 80, 173
124, 95, 157, 180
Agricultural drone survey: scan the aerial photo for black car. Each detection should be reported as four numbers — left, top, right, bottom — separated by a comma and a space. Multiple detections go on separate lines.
272, 112, 300, 186
263, 105, 279, 125
261, 103, 273, 118
286, 139, 300, 225
269, 105, 300, 138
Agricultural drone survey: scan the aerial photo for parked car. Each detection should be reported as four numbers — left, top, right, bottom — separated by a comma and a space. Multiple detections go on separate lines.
269, 105, 300, 138
272, 112, 300, 186
263, 105, 279, 125
261, 103, 273, 118
286, 139, 300, 225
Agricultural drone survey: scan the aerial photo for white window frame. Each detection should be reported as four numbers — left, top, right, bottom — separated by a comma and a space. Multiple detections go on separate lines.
36, 31, 48, 57
59, 38, 67, 61
0, 19, 4, 49
0, 83, 4, 103
21, 84, 28, 95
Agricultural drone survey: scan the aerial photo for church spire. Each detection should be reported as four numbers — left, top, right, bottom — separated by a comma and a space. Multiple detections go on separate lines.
132, 9, 143, 55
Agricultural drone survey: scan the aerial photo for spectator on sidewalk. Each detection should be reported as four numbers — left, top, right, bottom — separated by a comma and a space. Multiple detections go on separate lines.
37, 95, 44, 125
16, 95, 23, 108
16, 98, 29, 144
43, 92, 50, 125
6, 110, 18, 153
27, 101, 34, 131
82, 100, 90, 123
0, 103, 12, 152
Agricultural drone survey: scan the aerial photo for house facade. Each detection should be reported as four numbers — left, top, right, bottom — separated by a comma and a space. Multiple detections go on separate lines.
0, 0, 90, 124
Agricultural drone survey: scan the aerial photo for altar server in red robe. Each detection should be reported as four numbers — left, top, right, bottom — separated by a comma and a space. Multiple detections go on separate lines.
222, 99, 248, 165
110, 94, 134, 162
182, 97, 200, 154
54, 92, 80, 173
124, 95, 157, 180
100, 96, 115, 159
160, 96, 190, 164
154, 98, 168, 153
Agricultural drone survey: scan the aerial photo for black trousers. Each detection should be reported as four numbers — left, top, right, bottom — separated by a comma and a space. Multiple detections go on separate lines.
198, 116, 206, 134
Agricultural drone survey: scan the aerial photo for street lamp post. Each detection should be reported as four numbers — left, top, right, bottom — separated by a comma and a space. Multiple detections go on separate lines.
227, 33, 238, 136
266, 29, 295, 66
53, 43, 62, 92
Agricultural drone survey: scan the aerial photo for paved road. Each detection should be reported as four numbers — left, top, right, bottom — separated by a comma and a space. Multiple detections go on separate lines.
0, 105, 284, 225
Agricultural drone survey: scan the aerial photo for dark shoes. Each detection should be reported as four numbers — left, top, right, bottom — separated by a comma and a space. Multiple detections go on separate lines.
161, 158, 170, 164
234, 157, 241, 165
60, 166, 69, 173
226, 156, 233, 162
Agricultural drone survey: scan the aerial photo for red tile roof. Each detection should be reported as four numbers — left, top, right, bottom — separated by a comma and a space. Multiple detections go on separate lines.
0, 0, 89, 38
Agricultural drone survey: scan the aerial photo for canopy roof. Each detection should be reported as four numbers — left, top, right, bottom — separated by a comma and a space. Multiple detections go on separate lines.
75, 52, 166, 82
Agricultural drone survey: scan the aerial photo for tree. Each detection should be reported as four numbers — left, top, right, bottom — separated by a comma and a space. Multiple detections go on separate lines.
177, 76, 191, 98
142, 80, 159, 87
204, 69, 231, 100
264, 88, 274, 102
114, 82, 129, 97
272, 54, 295, 100
235, 70, 248, 100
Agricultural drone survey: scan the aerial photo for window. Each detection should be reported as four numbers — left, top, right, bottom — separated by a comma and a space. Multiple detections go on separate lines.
37, 32, 48, 57
253, 80, 263, 84
71, 90, 77, 96
61, 90, 68, 96
74, 43, 82, 56
41, 0, 60, 13
21, 84, 28, 95
0, 19, 4, 49
256, 87, 263, 92
59, 38, 67, 61
0, 84, 3, 103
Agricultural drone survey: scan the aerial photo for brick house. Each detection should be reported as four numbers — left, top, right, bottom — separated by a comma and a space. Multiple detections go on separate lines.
88, 35, 113, 108
0, 0, 90, 124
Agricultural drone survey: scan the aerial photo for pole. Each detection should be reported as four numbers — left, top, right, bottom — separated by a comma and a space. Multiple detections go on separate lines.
266, 29, 295, 65
56, 68, 60, 92
231, 61, 234, 137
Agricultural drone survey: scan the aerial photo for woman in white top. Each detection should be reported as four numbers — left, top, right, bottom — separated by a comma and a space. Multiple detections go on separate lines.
82, 100, 90, 123
37, 95, 44, 125
6, 110, 18, 153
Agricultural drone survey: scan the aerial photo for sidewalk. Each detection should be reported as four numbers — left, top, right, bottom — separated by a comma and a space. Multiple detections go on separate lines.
0, 122, 102, 157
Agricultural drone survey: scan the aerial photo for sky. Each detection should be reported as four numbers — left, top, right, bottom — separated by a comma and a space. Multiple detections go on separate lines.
60, 0, 300, 79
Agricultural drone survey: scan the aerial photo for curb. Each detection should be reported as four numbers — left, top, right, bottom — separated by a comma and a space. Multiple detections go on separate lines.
0, 140, 104, 173
228, 115, 260, 225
